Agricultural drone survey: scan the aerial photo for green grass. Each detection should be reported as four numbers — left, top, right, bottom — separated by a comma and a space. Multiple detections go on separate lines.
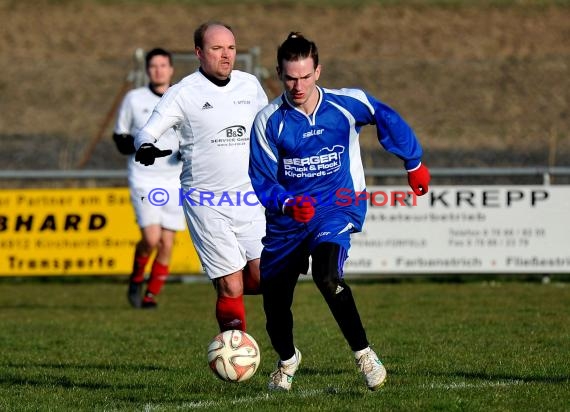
0, 279, 569, 411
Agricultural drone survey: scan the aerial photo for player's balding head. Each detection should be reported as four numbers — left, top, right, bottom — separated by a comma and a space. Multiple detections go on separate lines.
194, 21, 235, 50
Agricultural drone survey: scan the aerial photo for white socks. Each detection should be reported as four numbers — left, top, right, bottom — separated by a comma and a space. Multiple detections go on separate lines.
282, 353, 298, 365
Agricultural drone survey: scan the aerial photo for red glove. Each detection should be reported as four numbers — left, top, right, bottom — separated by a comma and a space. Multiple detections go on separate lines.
407, 163, 431, 196
284, 196, 316, 223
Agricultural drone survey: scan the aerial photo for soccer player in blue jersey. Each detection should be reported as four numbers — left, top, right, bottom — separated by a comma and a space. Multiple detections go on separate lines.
249, 32, 431, 391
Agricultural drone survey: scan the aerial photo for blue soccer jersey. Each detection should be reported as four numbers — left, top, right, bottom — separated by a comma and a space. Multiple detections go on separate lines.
249, 86, 424, 276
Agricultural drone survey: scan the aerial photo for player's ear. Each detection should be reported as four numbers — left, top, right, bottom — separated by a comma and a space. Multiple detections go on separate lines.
314, 64, 321, 81
276, 66, 282, 78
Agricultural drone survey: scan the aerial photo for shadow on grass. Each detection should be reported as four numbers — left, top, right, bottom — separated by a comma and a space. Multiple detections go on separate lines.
0, 373, 146, 390
0, 303, 119, 310
3, 361, 174, 372
0, 368, 243, 401
427, 370, 569, 384
0, 373, 213, 402
0, 362, 202, 393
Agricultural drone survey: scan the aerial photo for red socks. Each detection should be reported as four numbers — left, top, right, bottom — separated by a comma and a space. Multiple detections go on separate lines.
216, 295, 246, 331
131, 254, 150, 283
146, 260, 169, 296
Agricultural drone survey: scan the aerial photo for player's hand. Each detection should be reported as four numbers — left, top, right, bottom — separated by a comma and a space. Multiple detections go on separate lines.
112, 133, 136, 155
135, 143, 172, 166
284, 195, 316, 223
407, 163, 431, 196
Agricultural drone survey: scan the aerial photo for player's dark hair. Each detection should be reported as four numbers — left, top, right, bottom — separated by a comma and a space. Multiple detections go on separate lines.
194, 21, 234, 49
277, 32, 319, 70
145, 48, 173, 69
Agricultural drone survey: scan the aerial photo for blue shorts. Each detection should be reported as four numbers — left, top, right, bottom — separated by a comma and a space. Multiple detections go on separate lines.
260, 214, 356, 279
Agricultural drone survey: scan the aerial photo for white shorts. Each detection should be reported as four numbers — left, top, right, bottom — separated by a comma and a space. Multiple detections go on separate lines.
183, 200, 265, 279
130, 186, 186, 231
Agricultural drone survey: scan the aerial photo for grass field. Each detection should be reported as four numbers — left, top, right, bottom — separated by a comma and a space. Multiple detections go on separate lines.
0, 278, 569, 411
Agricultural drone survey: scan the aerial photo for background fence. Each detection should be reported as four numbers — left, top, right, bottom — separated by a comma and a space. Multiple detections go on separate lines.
2, 167, 570, 189
1, 46, 568, 175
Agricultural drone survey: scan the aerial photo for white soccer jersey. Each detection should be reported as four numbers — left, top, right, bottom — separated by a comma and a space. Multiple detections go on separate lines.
114, 86, 182, 188
136, 70, 268, 195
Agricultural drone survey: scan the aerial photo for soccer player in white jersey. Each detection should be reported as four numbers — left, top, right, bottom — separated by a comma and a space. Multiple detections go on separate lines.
134, 22, 268, 332
249, 33, 431, 391
113, 48, 185, 309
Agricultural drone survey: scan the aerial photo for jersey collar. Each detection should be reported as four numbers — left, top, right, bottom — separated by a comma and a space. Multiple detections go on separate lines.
283, 86, 323, 126
148, 84, 170, 97
199, 67, 231, 87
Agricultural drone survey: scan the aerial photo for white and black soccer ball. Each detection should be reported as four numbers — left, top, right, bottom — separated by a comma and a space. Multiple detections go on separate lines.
207, 330, 261, 382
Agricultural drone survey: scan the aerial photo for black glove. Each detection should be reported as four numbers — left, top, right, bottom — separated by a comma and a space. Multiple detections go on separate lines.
135, 143, 172, 166
112, 133, 136, 155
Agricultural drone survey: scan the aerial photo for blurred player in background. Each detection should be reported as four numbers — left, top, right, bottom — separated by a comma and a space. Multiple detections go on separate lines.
249, 32, 431, 391
113, 47, 185, 309
134, 22, 268, 331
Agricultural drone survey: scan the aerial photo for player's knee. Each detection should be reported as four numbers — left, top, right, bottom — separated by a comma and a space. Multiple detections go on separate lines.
158, 239, 174, 256
138, 239, 156, 254
313, 260, 340, 296
215, 272, 244, 297
312, 243, 342, 297
141, 234, 160, 250
160, 230, 176, 251
314, 275, 339, 298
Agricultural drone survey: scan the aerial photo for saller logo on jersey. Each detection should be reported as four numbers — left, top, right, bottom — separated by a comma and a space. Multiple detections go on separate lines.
303, 128, 324, 138
219, 125, 246, 138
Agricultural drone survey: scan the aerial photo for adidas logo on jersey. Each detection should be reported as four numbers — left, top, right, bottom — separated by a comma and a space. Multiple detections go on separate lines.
202, 102, 213, 110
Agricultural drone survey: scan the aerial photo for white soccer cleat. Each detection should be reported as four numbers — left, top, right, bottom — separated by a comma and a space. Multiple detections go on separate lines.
356, 348, 387, 390
268, 347, 302, 391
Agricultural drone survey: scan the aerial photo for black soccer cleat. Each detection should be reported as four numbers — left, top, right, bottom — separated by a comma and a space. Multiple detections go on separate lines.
127, 280, 144, 308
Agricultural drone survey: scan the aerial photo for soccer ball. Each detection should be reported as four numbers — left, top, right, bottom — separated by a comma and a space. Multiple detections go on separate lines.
207, 330, 261, 382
